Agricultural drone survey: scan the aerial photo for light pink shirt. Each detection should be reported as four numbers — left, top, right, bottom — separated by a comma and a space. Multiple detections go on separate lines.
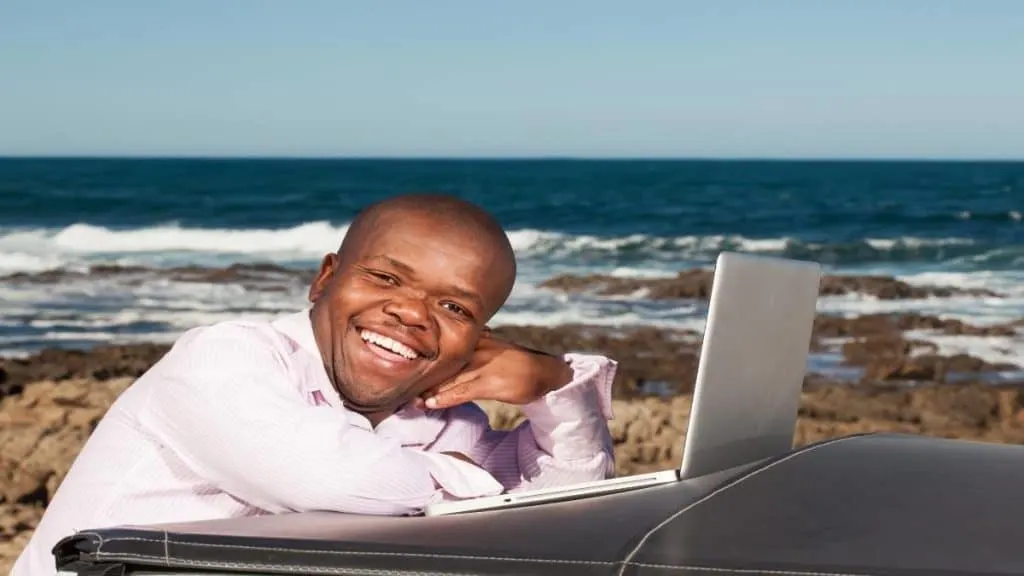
13, 309, 616, 575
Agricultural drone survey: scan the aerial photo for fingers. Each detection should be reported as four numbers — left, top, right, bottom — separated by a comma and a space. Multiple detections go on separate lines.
425, 375, 481, 410
413, 370, 474, 411
435, 370, 475, 394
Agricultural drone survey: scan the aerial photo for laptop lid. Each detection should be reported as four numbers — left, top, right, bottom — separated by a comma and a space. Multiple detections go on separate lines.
679, 251, 822, 480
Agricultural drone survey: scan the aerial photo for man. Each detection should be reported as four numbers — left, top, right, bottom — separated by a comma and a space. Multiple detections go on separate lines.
13, 193, 616, 575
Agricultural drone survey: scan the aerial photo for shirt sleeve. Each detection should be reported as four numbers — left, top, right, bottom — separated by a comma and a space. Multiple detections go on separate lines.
429, 353, 618, 492
140, 324, 504, 516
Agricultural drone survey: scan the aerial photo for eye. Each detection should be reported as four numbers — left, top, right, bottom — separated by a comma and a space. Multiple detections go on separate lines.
441, 301, 471, 318
368, 270, 398, 285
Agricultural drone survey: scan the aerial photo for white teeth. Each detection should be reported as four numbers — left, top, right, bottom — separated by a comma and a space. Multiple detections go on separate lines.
359, 330, 419, 360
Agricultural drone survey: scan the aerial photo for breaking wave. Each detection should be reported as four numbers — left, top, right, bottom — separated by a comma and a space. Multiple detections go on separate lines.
0, 222, 1005, 274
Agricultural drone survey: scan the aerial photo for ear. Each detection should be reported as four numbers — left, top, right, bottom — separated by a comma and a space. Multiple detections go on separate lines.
308, 253, 339, 303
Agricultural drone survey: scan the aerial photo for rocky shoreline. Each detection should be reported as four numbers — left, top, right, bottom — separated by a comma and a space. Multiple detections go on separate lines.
4, 366, 1024, 572
0, 261, 1009, 300
1, 266, 1023, 571
2, 308, 1020, 402
540, 268, 1006, 300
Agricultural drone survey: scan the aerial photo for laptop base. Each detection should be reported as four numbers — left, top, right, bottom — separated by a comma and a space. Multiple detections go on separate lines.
424, 469, 680, 516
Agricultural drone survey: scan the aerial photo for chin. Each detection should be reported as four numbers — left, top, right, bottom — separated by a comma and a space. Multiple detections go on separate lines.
335, 377, 408, 413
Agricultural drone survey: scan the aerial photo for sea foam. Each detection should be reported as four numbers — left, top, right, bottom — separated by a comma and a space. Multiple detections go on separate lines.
0, 222, 1020, 368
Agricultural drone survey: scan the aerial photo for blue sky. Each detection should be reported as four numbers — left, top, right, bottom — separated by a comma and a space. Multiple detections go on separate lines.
1, 1, 1022, 159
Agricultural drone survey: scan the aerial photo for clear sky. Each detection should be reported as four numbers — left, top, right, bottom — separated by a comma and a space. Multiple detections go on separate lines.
2, 0, 1022, 159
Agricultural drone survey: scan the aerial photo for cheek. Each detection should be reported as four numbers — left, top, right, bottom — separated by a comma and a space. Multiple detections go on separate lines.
331, 277, 376, 310
413, 322, 482, 392
438, 323, 481, 364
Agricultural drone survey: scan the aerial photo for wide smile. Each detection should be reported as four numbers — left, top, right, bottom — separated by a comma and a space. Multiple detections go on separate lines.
350, 327, 427, 375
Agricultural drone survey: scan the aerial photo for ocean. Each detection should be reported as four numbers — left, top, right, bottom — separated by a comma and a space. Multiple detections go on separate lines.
1, 158, 1022, 370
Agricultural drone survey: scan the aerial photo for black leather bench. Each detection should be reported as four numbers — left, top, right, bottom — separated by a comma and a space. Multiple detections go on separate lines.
54, 433, 1024, 575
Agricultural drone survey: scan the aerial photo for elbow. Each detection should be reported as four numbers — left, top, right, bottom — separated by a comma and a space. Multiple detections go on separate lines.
214, 462, 440, 516
339, 473, 438, 515
314, 457, 441, 516
271, 482, 437, 517
329, 494, 432, 517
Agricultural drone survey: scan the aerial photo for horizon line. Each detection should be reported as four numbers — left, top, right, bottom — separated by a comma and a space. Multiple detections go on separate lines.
2, 154, 1024, 163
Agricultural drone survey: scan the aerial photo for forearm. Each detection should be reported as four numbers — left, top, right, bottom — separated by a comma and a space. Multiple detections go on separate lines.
143, 328, 504, 516
152, 397, 442, 515
470, 353, 618, 491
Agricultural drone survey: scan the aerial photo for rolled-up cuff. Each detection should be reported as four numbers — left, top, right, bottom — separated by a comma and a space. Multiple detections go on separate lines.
519, 353, 617, 460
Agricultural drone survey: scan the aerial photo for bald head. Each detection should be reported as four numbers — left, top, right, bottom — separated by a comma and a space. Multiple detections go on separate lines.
306, 193, 520, 418
338, 193, 517, 304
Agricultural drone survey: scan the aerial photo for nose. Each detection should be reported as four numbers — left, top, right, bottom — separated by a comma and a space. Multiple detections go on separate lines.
382, 294, 430, 330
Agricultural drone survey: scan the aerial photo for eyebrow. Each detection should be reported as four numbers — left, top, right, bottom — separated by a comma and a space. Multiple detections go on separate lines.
376, 255, 414, 275
369, 255, 484, 308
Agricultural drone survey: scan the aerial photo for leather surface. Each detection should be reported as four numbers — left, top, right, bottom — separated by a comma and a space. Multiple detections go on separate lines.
54, 433, 1024, 575
632, 433, 1024, 576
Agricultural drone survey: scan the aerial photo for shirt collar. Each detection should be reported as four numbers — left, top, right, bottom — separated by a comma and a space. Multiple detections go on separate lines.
272, 307, 322, 360
271, 307, 448, 443
272, 307, 350, 413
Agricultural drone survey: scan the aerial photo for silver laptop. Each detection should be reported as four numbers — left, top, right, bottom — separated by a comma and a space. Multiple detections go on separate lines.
424, 251, 822, 517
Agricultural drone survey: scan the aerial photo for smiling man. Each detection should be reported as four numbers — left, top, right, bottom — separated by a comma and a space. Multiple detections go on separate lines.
13, 194, 617, 576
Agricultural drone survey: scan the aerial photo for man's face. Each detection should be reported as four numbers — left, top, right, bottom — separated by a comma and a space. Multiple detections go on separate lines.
308, 213, 511, 416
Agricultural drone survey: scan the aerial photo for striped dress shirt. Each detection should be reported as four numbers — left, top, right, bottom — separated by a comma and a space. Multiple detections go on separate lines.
13, 309, 616, 575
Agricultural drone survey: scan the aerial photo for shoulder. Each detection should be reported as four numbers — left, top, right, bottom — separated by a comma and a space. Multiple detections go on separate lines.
159, 318, 294, 376
178, 318, 285, 352
131, 318, 304, 413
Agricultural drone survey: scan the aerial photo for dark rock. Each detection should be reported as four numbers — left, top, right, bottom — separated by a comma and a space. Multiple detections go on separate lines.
539, 270, 1003, 300
0, 263, 315, 292
0, 344, 170, 400
491, 325, 703, 397
862, 353, 1020, 383
840, 335, 937, 366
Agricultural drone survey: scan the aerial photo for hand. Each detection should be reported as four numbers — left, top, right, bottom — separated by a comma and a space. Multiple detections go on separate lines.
419, 332, 573, 410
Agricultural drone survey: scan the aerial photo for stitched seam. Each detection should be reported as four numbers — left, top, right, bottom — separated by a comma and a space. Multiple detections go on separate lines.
617, 434, 869, 576
89, 536, 614, 566
70, 436, 869, 573
76, 531, 107, 557
630, 562, 875, 576
90, 551, 471, 575
162, 529, 170, 566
